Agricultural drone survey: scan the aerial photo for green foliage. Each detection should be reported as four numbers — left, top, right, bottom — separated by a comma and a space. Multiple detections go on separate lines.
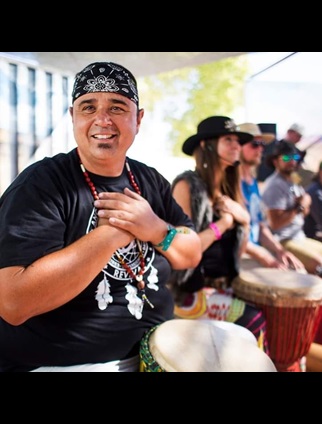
138, 55, 249, 157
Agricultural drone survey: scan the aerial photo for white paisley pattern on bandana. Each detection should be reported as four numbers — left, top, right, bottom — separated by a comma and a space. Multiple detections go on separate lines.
72, 62, 139, 106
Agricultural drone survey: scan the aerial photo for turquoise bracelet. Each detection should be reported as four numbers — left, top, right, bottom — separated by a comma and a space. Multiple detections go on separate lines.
155, 225, 178, 251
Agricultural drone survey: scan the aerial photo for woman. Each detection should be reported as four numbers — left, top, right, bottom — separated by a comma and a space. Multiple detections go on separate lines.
169, 116, 269, 353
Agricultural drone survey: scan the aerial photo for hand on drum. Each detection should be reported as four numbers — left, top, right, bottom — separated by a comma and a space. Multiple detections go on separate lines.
258, 253, 292, 270
276, 250, 307, 273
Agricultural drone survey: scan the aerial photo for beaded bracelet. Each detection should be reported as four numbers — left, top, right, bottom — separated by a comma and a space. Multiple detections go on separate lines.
155, 225, 178, 251
209, 222, 222, 240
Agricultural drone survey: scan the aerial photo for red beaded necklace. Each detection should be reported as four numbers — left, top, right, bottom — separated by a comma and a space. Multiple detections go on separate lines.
76, 148, 153, 308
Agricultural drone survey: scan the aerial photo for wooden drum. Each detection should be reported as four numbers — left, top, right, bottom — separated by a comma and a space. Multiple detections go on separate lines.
232, 268, 322, 372
139, 318, 276, 372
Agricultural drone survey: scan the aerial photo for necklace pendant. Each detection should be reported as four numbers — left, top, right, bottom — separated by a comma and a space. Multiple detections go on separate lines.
137, 279, 145, 291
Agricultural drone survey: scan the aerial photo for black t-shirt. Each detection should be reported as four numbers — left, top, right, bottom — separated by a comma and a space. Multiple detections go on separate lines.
0, 148, 194, 371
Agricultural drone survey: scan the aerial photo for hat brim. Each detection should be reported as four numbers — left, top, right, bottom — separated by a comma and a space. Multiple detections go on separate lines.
265, 145, 306, 168
261, 134, 275, 144
182, 131, 253, 156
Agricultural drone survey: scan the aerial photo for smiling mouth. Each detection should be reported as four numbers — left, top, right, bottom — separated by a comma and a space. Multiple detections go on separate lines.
93, 134, 114, 140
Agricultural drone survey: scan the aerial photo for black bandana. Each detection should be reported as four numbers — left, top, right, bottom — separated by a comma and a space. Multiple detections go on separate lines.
71, 62, 139, 107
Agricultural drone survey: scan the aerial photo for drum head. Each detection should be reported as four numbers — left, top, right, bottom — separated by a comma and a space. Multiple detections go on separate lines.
143, 319, 276, 372
201, 319, 257, 346
232, 268, 322, 307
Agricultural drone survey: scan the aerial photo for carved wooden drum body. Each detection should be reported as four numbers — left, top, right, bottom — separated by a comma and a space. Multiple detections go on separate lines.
232, 268, 322, 372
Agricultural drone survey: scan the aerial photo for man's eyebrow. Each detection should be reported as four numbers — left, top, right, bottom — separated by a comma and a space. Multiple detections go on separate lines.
108, 97, 129, 106
77, 96, 129, 107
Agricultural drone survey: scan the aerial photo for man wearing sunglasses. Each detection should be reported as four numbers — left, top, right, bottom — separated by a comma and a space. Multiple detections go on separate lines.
261, 140, 322, 276
238, 123, 306, 273
256, 122, 307, 187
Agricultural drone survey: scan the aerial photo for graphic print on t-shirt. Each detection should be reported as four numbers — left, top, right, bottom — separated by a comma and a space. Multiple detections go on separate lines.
86, 207, 159, 320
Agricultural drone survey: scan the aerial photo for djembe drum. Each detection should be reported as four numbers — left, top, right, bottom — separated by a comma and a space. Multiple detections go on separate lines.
139, 318, 276, 372
232, 268, 322, 372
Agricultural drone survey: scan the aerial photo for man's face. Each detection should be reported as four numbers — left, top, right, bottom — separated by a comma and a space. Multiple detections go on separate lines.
241, 138, 265, 166
287, 129, 302, 144
69, 92, 144, 165
274, 152, 302, 176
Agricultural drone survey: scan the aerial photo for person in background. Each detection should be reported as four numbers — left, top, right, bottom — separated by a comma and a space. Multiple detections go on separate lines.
257, 123, 307, 188
282, 123, 305, 145
261, 140, 322, 276
281, 123, 311, 187
238, 123, 306, 272
304, 161, 322, 243
168, 116, 269, 353
256, 122, 278, 186
304, 162, 322, 364
0, 61, 201, 372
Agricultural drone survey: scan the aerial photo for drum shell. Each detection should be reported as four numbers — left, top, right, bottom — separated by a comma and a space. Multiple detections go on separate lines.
232, 268, 322, 370
232, 268, 322, 309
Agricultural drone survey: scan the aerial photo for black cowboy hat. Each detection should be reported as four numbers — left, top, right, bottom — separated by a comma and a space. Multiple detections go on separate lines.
258, 123, 277, 142
258, 123, 277, 136
265, 140, 306, 168
182, 116, 253, 156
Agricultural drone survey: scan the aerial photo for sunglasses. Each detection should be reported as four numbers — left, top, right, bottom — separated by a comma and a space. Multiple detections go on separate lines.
281, 154, 301, 162
250, 140, 265, 148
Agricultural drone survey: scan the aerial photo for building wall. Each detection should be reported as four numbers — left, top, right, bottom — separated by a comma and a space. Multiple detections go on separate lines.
0, 58, 74, 194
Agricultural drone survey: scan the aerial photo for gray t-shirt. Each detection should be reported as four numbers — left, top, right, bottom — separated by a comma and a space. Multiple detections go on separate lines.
261, 171, 306, 241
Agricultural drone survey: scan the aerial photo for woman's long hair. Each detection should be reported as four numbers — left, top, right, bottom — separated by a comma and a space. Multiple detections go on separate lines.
194, 137, 244, 204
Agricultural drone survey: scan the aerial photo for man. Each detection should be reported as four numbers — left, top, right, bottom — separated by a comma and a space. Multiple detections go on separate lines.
257, 122, 306, 186
261, 140, 322, 275
238, 123, 305, 272
282, 123, 305, 145
0, 61, 201, 372
281, 123, 314, 187
256, 122, 278, 185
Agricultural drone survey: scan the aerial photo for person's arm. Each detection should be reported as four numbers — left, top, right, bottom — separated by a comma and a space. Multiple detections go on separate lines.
265, 192, 311, 231
259, 223, 287, 255
94, 187, 202, 271
171, 179, 234, 253
215, 195, 250, 227
257, 223, 305, 270
293, 192, 311, 217
245, 240, 284, 268
0, 223, 133, 326
215, 195, 250, 257
237, 224, 250, 258
265, 207, 298, 231
306, 189, 322, 225
0, 186, 201, 326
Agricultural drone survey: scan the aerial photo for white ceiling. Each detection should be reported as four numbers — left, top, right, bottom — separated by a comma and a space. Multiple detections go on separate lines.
0, 52, 248, 77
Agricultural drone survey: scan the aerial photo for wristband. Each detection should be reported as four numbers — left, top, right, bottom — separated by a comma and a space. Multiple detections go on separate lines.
209, 222, 222, 240
154, 225, 178, 251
